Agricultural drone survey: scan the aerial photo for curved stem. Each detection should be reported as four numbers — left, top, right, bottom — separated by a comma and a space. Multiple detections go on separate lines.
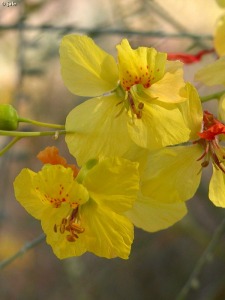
0, 137, 22, 156
176, 216, 225, 300
18, 117, 65, 130
0, 129, 67, 137
200, 90, 225, 103
0, 233, 45, 270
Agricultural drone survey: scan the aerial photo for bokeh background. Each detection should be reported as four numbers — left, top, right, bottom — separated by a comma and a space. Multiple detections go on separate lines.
1, 0, 225, 299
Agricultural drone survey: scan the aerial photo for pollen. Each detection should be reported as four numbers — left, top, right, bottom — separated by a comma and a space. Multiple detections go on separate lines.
53, 206, 85, 242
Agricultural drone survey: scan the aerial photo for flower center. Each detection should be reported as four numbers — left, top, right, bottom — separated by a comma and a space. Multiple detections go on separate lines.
54, 206, 85, 242
127, 92, 144, 119
194, 138, 225, 173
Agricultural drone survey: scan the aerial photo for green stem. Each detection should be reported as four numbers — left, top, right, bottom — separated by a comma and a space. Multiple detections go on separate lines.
0, 233, 45, 270
0, 137, 22, 156
176, 216, 225, 300
18, 117, 65, 129
0, 129, 67, 137
200, 90, 225, 103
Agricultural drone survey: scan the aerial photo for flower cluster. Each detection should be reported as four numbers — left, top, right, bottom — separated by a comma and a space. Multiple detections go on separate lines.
11, 32, 225, 260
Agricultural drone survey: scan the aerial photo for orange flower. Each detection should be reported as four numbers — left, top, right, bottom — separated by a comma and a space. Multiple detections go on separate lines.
37, 146, 79, 177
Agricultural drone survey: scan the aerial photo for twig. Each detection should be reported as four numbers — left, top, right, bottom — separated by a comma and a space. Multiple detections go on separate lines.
0, 24, 213, 40
0, 233, 45, 270
200, 90, 225, 103
176, 216, 225, 300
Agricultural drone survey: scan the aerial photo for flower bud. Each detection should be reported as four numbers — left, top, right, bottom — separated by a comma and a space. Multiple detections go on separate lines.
0, 104, 19, 130
76, 158, 98, 183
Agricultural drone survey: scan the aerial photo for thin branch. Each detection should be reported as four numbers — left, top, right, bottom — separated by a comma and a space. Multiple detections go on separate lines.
0, 129, 67, 137
147, 0, 208, 48
0, 137, 22, 156
18, 117, 65, 129
0, 24, 213, 40
176, 216, 225, 300
200, 90, 225, 103
0, 233, 45, 270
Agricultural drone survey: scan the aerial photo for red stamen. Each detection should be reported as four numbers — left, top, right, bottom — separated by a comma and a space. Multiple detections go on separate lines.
198, 111, 225, 140
195, 111, 225, 173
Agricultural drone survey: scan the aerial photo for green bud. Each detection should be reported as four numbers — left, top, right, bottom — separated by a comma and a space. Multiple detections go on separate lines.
76, 158, 98, 183
0, 104, 19, 130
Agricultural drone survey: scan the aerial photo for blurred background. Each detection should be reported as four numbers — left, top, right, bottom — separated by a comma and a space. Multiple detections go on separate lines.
1, 0, 225, 299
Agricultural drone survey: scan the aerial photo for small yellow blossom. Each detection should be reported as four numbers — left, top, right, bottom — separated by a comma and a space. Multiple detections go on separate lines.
60, 35, 190, 165
127, 84, 225, 208
122, 84, 204, 231
14, 156, 139, 259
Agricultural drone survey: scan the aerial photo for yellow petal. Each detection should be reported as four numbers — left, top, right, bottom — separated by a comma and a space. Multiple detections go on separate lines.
209, 165, 225, 207
122, 143, 150, 179
179, 83, 203, 140
214, 15, 225, 57
39, 165, 88, 199
42, 205, 88, 259
127, 95, 190, 150
60, 34, 118, 97
145, 61, 186, 103
65, 94, 134, 166
141, 144, 202, 202
46, 171, 135, 259
14, 165, 89, 218
117, 39, 166, 91
83, 157, 139, 213
14, 168, 46, 219
195, 56, 225, 86
80, 199, 134, 259
14, 165, 90, 259
126, 192, 187, 232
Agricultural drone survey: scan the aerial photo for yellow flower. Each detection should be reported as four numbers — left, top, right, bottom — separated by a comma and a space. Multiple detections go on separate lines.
126, 85, 225, 210
14, 157, 139, 259
123, 84, 202, 231
60, 34, 190, 165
